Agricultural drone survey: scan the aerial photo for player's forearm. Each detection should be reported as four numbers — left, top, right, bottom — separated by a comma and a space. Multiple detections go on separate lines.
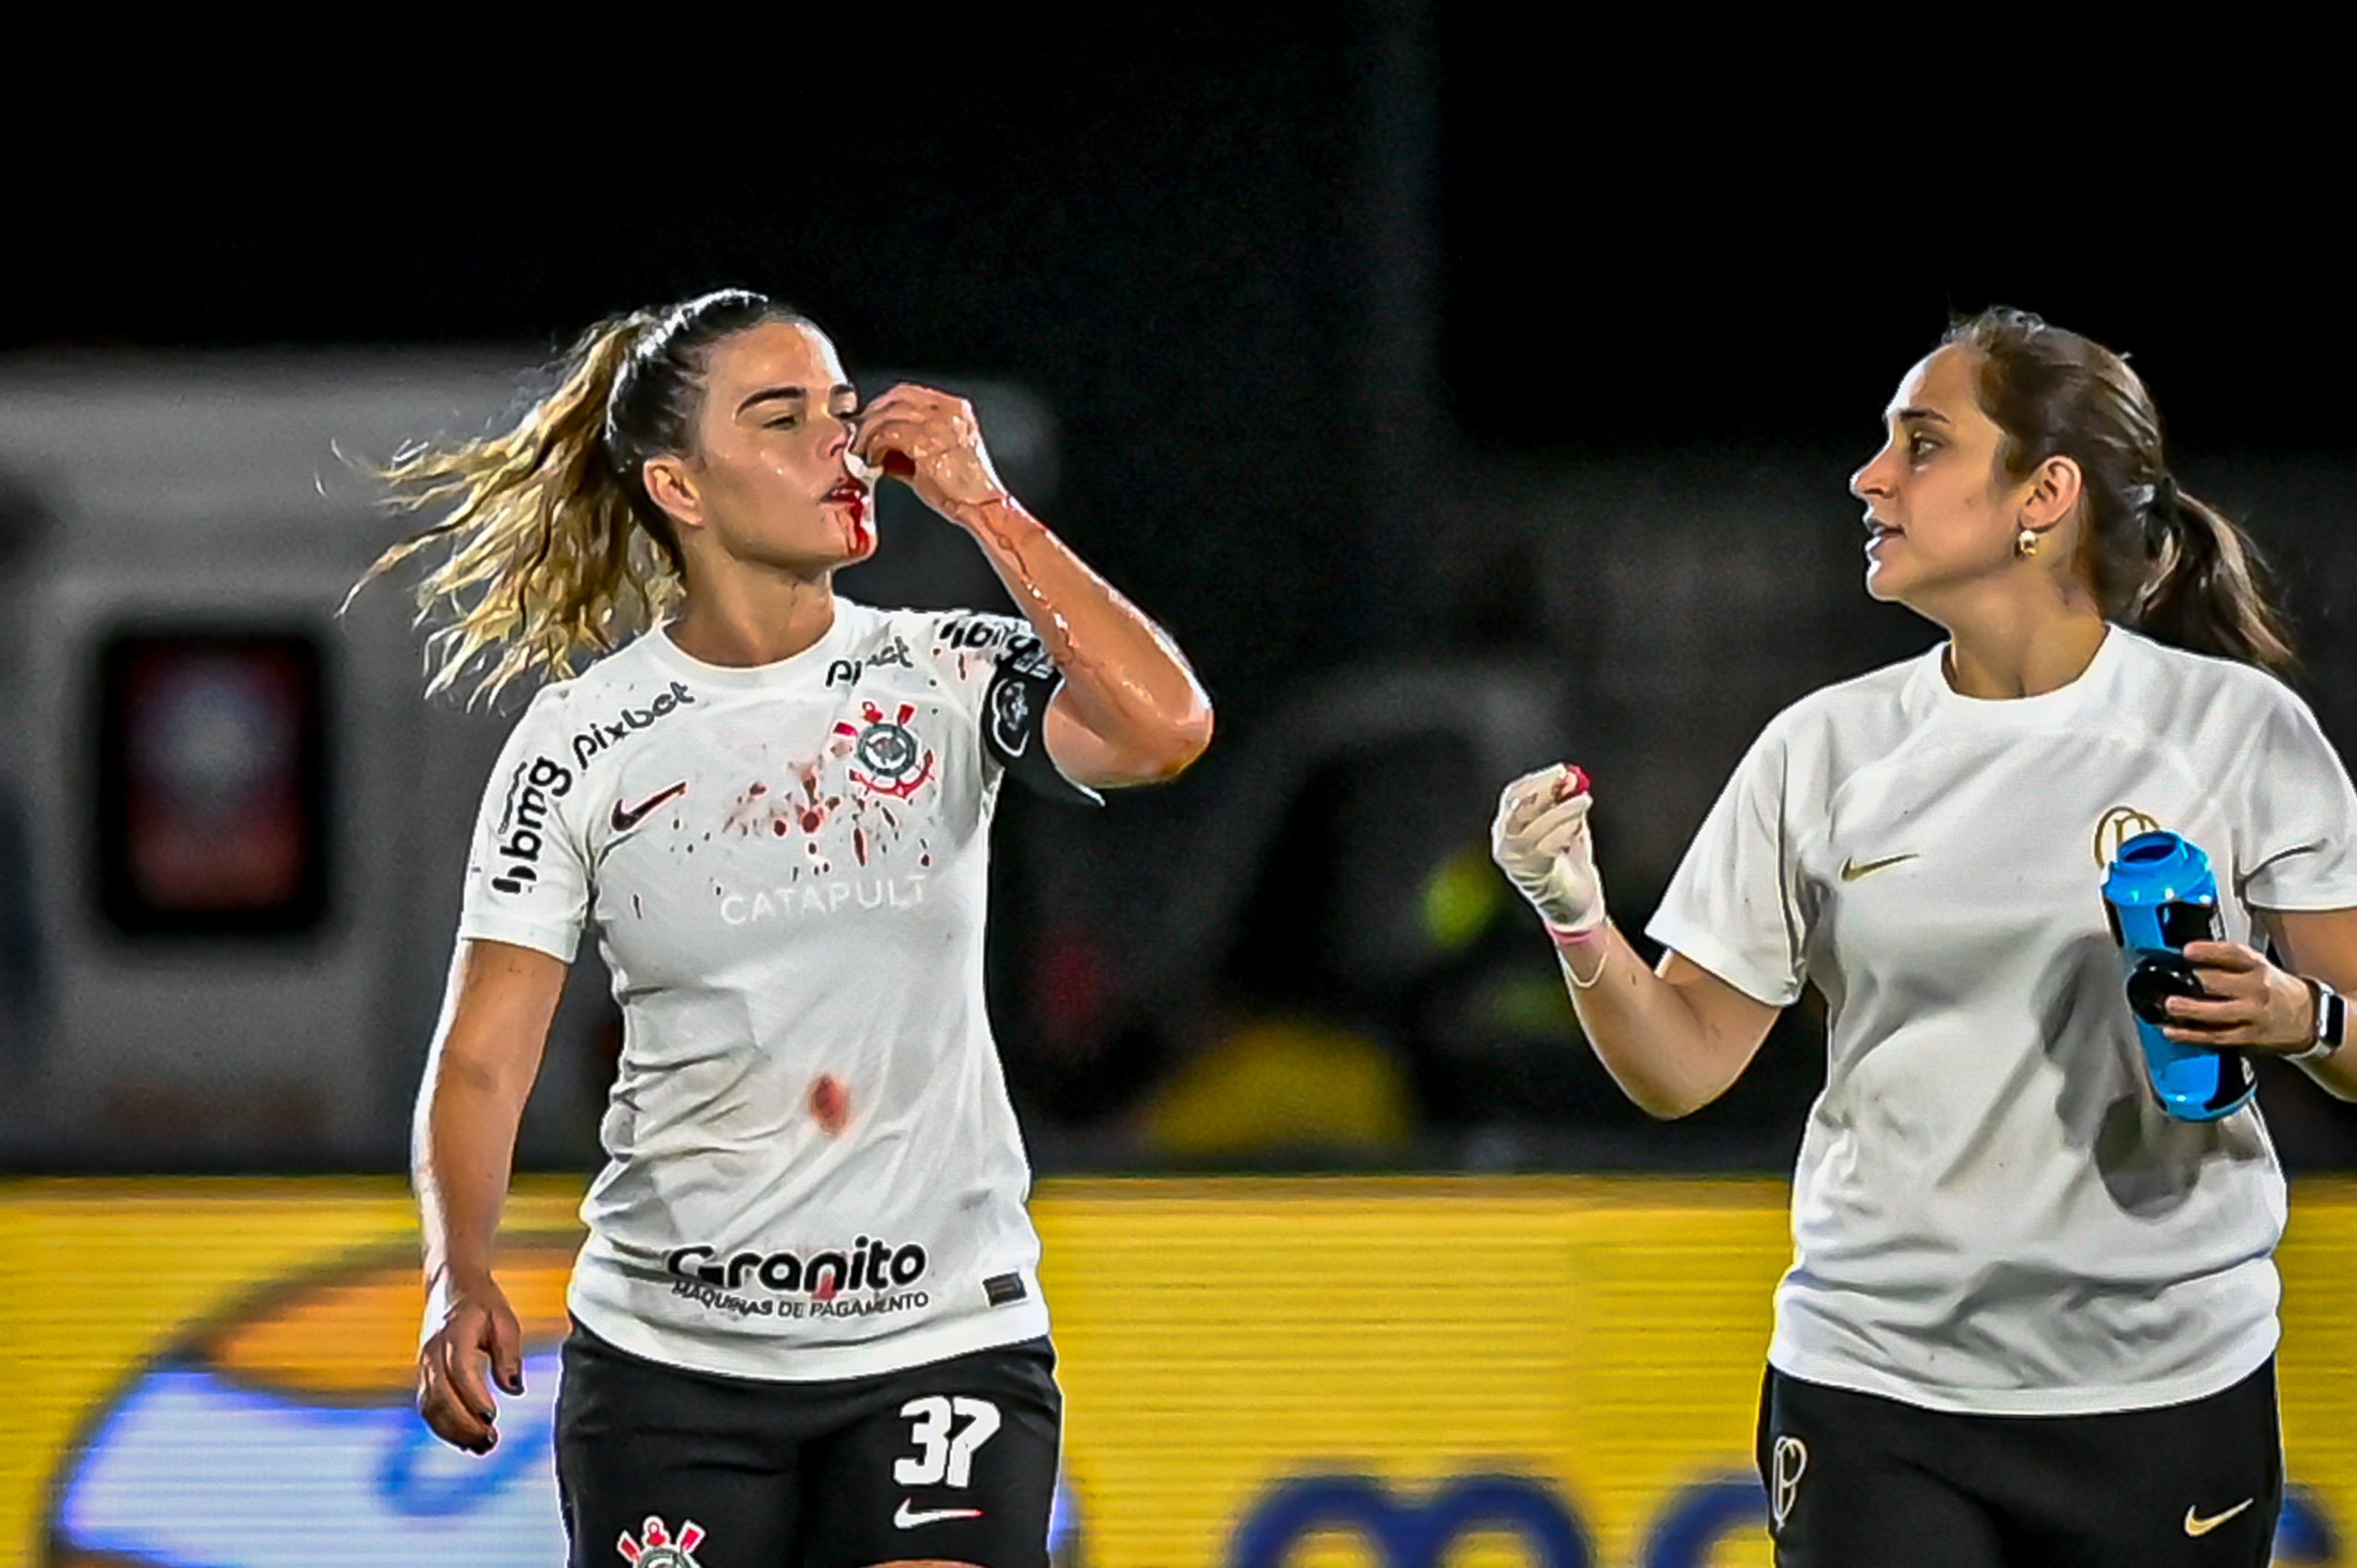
949, 497, 1213, 775
414, 1052, 529, 1287
1560, 924, 1748, 1119
2295, 1051, 2357, 1100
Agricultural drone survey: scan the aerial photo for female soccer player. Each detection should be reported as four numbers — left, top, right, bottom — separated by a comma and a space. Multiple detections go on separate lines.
1492, 308, 2357, 1566
371, 289, 1213, 1568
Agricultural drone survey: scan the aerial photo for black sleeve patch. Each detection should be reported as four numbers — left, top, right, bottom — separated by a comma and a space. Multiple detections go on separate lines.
982, 654, 1102, 806
983, 1272, 1028, 1307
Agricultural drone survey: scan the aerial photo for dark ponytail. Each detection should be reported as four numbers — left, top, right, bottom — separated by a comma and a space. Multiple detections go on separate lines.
2135, 482, 2296, 675
1945, 308, 2297, 677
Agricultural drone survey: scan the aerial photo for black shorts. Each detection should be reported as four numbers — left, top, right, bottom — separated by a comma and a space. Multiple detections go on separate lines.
1757, 1359, 2282, 1568
555, 1319, 1062, 1568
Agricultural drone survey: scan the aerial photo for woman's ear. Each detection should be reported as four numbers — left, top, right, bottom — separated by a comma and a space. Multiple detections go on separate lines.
643, 456, 702, 534
2020, 453, 2084, 533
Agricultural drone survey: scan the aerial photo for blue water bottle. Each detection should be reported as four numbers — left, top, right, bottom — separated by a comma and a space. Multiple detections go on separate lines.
2101, 830, 2255, 1121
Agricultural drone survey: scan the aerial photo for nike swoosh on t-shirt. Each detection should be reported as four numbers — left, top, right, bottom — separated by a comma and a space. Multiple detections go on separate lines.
2184, 1499, 2255, 1536
611, 782, 690, 833
894, 1501, 984, 1528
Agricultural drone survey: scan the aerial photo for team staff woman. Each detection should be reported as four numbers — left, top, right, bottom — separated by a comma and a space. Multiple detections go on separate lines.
1493, 308, 2357, 1566
366, 290, 1212, 1568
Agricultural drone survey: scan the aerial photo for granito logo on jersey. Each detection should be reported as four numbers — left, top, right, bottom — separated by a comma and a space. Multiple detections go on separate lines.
572, 680, 696, 768
825, 636, 915, 688
616, 1516, 704, 1567
837, 702, 937, 799
666, 1237, 928, 1296
491, 756, 574, 895
664, 1237, 932, 1322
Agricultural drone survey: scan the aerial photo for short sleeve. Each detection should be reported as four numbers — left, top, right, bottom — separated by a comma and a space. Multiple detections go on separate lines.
1643, 720, 1809, 1007
2232, 683, 2357, 911
455, 691, 592, 961
931, 611, 1103, 807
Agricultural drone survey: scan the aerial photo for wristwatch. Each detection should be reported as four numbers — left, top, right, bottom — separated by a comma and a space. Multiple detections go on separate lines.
2293, 976, 2348, 1063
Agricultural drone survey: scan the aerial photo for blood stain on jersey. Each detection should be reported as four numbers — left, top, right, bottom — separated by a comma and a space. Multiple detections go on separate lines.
838, 702, 937, 800
853, 827, 869, 865
809, 1074, 851, 1136
725, 783, 775, 836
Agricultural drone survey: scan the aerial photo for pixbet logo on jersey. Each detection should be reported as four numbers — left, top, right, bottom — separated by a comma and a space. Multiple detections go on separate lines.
839, 702, 937, 799
825, 636, 916, 688
490, 756, 574, 896
572, 680, 696, 769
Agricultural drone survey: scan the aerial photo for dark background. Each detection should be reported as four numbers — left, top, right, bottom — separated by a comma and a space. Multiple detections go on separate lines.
9, 15, 2354, 1172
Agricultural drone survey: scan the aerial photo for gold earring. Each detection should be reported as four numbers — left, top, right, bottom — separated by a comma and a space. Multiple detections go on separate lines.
2015, 527, 2040, 559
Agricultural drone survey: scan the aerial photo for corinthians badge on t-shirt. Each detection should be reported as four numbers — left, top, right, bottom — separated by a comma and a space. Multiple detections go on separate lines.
836, 701, 938, 801
2093, 805, 2163, 868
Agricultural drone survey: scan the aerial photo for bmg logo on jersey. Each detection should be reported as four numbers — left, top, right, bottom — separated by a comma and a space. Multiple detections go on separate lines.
664, 1237, 931, 1321
490, 755, 574, 895
572, 680, 697, 769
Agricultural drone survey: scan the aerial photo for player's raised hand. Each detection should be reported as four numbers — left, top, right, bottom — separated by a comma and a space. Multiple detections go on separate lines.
1492, 764, 1606, 938
850, 384, 1010, 519
417, 1268, 524, 1455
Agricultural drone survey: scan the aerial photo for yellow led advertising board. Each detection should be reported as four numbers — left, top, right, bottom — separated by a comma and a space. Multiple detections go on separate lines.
5, 1177, 2354, 1566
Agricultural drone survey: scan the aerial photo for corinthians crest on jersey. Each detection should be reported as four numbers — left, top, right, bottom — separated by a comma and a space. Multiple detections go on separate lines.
616, 1515, 705, 1566
838, 701, 937, 799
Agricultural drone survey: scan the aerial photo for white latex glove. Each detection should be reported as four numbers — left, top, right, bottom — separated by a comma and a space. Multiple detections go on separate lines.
1491, 763, 1605, 937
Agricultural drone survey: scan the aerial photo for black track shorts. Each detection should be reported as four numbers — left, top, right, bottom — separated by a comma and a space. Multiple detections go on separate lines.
1757, 1358, 2281, 1568
555, 1318, 1062, 1568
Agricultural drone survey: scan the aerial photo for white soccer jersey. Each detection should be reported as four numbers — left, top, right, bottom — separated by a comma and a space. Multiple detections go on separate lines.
456, 598, 1094, 1380
1648, 624, 2357, 1415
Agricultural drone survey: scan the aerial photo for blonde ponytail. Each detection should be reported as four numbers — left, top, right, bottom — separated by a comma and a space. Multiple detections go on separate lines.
352, 309, 682, 704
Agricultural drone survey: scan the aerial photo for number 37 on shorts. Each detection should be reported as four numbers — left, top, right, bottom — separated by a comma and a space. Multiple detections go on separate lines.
897, 1396, 1002, 1488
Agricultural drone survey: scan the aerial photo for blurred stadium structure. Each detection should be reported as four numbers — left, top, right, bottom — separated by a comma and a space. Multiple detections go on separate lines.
8, 357, 2357, 1176
11, 13, 2357, 1563
0, 354, 1062, 1170
8, 351, 2357, 1566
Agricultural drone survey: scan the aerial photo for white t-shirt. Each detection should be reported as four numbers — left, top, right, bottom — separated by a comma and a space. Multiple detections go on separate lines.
1648, 624, 2357, 1415
456, 598, 1094, 1381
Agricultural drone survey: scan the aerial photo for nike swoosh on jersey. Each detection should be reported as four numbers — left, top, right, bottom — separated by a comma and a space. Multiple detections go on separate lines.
1839, 852, 1921, 882
895, 1501, 985, 1528
2184, 1498, 2255, 1536
611, 782, 690, 833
